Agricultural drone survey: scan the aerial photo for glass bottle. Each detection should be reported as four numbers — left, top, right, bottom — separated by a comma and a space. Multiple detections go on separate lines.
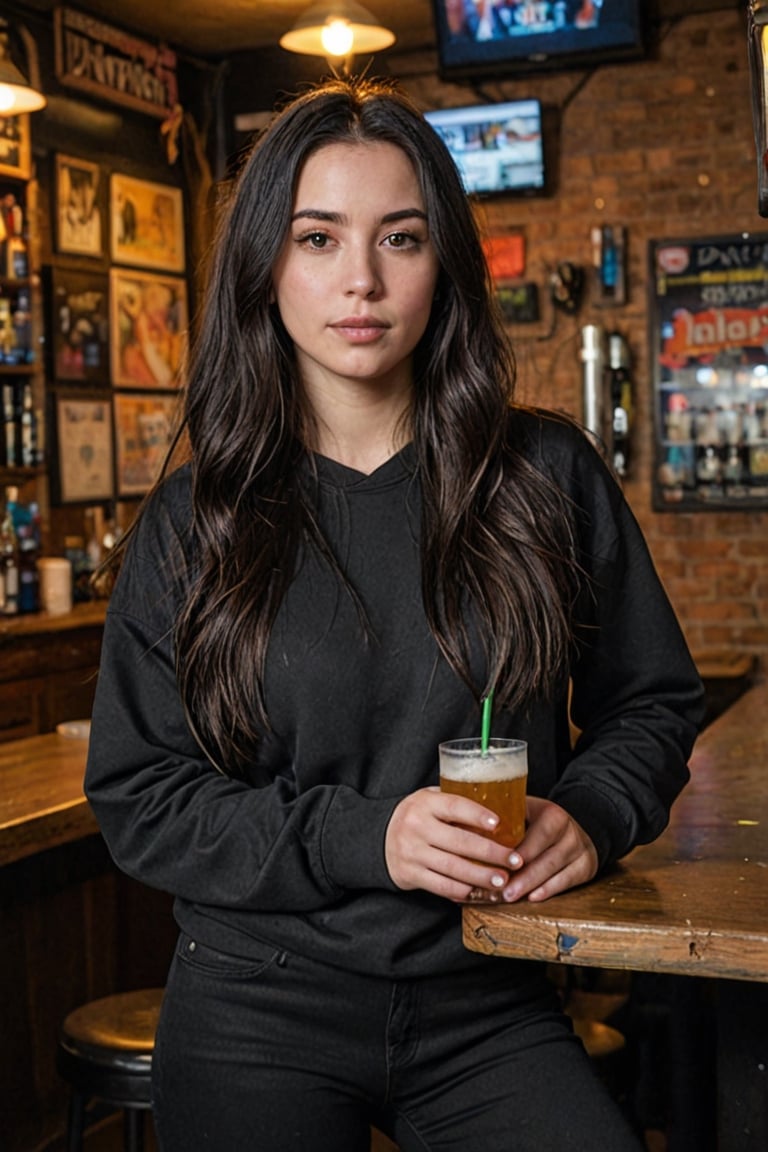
0, 494, 19, 615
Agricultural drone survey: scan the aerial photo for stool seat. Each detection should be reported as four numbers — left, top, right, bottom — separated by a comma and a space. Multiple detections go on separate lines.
57, 988, 164, 1152
572, 1017, 626, 1060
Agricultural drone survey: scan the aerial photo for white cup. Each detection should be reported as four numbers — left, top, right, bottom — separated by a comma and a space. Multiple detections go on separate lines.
37, 557, 73, 616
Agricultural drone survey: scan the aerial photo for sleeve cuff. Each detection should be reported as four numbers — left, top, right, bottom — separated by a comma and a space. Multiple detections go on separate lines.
548, 781, 635, 872
320, 789, 402, 891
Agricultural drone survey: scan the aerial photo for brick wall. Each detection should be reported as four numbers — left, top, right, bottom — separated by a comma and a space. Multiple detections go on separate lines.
390, 7, 766, 670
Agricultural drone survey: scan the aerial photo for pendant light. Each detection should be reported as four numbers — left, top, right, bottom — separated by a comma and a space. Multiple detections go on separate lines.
280, 1, 395, 59
0, 20, 46, 113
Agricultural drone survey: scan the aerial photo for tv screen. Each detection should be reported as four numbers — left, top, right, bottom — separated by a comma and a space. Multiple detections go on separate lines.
425, 99, 545, 197
431, 0, 645, 81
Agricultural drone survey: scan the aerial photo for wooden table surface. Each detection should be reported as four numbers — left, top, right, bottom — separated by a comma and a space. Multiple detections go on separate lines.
0, 731, 95, 866
464, 678, 768, 982
464, 678, 768, 1151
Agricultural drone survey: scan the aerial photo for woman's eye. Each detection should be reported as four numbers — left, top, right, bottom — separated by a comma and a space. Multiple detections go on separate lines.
297, 231, 330, 249
384, 231, 417, 249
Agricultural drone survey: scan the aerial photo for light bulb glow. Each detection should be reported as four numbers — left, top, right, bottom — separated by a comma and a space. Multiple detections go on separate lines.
321, 18, 354, 56
0, 84, 16, 112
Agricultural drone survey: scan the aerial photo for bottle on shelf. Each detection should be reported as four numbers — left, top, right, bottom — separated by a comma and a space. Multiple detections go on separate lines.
0, 488, 19, 615
0, 295, 14, 364
0, 382, 13, 468
11, 286, 33, 365
9, 489, 40, 613
0, 193, 27, 279
606, 331, 632, 479
21, 383, 38, 467
11, 381, 23, 468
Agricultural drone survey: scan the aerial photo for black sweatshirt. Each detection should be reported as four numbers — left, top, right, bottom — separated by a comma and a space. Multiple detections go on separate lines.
85, 409, 704, 978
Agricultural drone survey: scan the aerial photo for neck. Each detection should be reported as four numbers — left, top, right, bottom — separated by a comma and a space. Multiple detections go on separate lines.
305, 378, 413, 474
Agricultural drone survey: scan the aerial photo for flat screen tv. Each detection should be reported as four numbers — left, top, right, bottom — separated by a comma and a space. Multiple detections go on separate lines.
425, 99, 545, 197
431, 1, 645, 82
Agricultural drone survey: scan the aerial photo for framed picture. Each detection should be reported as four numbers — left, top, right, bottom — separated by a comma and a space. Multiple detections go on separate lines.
109, 268, 188, 389
110, 172, 185, 272
482, 233, 525, 282
0, 114, 30, 179
54, 394, 114, 504
54, 153, 104, 257
113, 390, 179, 497
46, 266, 109, 384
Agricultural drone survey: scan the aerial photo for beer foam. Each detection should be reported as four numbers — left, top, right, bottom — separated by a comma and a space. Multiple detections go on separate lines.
439, 745, 527, 783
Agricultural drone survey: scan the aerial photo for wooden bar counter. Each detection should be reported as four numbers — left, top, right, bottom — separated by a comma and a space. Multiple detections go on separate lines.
464, 679, 768, 1150
0, 601, 107, 743
0, 730, 98, 866
0, 728, 175, 1151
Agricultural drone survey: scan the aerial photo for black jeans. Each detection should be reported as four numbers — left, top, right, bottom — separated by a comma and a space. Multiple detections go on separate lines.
152, 931, 643, 1151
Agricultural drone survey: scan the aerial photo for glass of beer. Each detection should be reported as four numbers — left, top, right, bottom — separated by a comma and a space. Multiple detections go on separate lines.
439, 738, 528, 849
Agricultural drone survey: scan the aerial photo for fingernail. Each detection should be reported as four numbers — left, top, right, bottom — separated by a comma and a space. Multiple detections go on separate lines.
485, 815, 498, 828
508, 852, 521, 867
490, 874, 505, 888
503, 886, 518, 902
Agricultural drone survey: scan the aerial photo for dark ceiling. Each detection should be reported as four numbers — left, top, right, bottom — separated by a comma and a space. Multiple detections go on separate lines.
11, 0, 744, 60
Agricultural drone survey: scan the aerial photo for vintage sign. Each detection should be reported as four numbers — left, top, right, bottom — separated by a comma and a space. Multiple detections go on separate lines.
54, 6, 178, 119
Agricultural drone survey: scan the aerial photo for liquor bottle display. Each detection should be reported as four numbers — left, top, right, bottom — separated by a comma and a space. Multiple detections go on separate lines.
0, 172, 41, 489
651, 232, 768, 510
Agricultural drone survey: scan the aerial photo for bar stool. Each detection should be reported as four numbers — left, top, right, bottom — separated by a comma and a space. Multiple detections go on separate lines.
56, 987, 164, 1152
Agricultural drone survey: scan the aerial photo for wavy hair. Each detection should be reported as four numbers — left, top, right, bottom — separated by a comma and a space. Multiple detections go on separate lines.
138, 76, 578, 775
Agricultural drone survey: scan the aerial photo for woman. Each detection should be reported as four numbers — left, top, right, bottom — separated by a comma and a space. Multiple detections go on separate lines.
85, 76, 704, 1150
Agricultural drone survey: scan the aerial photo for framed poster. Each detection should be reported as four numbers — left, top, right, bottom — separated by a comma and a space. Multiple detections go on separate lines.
650, 232, 768, 511
482, 233, 525, 282
0, 114, 30, 179
47, 266, 109, 384
110, 173, 185, 272
113, 390, 178, 497
54, 394, 114, 504
54, 153, 104, 257
109, 268, 188, 389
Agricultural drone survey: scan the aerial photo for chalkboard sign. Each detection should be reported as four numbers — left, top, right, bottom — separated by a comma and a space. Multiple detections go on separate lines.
650, 232, 768, 511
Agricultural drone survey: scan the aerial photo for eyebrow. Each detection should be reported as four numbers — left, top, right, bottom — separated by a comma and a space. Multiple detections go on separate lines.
290, 208, 428, 224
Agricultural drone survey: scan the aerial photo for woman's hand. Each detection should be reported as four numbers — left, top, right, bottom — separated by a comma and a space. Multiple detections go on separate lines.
385, 786, 520, 903
385, 790, 598, 904
499, 795, 598, 903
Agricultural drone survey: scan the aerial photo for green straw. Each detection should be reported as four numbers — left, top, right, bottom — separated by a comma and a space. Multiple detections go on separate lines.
480, 690, 494, 754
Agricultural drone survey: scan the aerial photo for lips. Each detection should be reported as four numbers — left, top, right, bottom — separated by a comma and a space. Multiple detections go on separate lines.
331, 316, 388, 329
330, 316, 390, 342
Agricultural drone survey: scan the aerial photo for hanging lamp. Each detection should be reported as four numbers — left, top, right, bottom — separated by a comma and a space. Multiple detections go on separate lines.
280, 1, 395, 58
0, 20, 45, 113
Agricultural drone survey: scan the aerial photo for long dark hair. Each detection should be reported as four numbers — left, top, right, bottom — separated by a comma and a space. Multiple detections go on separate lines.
136, 76, 578, 775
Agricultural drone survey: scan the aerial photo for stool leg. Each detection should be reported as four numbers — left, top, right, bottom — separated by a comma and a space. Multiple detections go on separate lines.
67, 1091, 87, 1152
124, 1108, 145, 1152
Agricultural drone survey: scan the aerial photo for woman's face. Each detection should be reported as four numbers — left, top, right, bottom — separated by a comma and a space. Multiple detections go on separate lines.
272, 140, 440, 402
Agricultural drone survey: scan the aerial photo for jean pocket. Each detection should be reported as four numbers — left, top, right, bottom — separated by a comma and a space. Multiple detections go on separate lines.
176, 932, 286, 980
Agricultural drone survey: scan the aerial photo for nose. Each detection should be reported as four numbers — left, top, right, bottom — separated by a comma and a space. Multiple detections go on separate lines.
343, 241, 382, 299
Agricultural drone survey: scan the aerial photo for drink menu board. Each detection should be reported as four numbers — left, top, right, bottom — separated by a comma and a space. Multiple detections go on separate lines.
650, 232, 768, 510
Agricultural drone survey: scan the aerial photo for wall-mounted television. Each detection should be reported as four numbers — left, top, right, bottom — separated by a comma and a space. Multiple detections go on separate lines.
431, 1, 645, 82
425, 99, 545, 197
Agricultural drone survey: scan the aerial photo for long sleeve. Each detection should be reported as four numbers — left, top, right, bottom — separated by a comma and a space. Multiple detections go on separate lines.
526, 416, 705, 870
84, 468, 400, 914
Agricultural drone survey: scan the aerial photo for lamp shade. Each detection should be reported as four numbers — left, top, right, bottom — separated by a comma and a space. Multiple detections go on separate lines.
280, 1, 395, 57
0, 22, 45, 113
